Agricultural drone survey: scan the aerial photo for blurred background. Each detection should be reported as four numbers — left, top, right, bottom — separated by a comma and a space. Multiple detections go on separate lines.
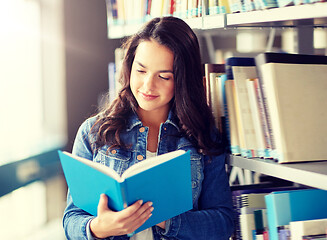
0, 0, 121, 238
1, 0, 326, 239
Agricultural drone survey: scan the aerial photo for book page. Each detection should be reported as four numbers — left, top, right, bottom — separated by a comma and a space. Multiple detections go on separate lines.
122, 150, 186, 180
63, 151, 122, 182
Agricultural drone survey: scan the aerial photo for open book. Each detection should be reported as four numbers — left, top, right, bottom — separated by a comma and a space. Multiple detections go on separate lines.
58, 150, 193, 234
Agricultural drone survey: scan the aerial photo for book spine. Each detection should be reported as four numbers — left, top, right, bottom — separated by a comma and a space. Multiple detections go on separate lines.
255, 59, 277, 160
260, 64, 285, 162
225, 80, 241, 155
253, 78, 273, 158
246, 79, 267, 158
233, 66, 259, 158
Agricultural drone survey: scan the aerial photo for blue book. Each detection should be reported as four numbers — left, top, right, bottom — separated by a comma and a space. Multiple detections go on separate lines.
265, 189, 327, 240
58, 150, 192, 234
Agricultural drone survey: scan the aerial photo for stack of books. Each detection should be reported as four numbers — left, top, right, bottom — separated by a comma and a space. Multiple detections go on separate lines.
230, 185, 327, 240
204, 52, 327, 163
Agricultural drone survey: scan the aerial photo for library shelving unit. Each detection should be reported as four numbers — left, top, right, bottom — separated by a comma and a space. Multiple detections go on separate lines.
106, 2, 327, 191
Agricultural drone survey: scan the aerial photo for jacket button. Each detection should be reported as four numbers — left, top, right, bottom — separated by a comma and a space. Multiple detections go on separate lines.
137, 155, 144, 161
139, 127, 145, 133
111, 149, 117, 154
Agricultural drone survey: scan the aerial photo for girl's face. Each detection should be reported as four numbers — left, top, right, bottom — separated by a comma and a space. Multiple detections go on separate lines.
130, 39, 175, 116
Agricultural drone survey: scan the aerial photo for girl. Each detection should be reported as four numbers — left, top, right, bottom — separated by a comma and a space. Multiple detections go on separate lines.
63, 16, 234, 240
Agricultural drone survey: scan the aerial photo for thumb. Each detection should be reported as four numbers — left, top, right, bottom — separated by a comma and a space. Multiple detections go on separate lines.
97, 194, 110, 214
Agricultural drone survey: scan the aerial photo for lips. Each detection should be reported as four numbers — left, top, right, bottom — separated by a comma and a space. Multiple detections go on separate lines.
140, 92, 159, 101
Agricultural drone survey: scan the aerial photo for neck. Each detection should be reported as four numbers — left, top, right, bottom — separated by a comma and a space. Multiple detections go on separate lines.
137, 108, 169, 128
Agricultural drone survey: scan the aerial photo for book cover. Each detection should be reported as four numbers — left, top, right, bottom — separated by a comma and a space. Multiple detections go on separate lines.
265, 189, 327, 240
58, 150, 193, 234
259, 62, 327, 163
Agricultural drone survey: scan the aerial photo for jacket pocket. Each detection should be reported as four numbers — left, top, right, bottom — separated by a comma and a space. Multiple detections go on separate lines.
95, 149, 132, 176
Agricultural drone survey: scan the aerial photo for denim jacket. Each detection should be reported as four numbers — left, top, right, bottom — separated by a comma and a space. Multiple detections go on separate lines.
63, 111, 234, 240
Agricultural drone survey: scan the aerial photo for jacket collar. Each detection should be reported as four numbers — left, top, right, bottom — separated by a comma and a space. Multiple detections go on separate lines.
126, 110, 180, 132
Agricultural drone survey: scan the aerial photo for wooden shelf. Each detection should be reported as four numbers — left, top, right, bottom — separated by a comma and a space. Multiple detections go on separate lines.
228, 155, 327, 190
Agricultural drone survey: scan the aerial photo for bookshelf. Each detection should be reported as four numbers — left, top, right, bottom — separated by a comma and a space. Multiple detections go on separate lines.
226, 3, 327, 26
105, 2, 327, 191
107, 3, 327, 38
228, 155, 327, 191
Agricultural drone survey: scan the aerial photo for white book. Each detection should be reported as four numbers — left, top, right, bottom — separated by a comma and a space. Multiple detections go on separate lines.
290, 218, 327, 240
260, 63, 327, 163
246, 79, 270, 158
240, 213, 255, 240
150, 0, 164, 17
209, 72, 224, 130
240, 193, 267, 210
232, 66, 259, 158
225, 80, 241, 155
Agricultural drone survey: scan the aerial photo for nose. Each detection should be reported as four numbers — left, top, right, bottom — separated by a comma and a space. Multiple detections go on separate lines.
143, 73, 155, 90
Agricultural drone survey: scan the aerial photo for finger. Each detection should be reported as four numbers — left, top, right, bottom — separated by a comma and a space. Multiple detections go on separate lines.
128, 205, 153, 232
124, 201, 154, 223
97, 194, 111, 215
119, 200, 144, 219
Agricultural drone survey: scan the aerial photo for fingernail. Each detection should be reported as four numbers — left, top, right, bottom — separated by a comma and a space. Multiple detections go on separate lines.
139, 200, 143, 205
150, 207, 154, 212
148, 202, 153, 207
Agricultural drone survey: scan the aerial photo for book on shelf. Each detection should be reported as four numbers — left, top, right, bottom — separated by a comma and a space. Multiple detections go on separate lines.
246, 78, 272, 158
209, 71, 224, 129
225, 57, 256, 156
230, 184, 303, 240
265, 188, 327, 240
105, 0, 119, 25
255, 52, 327, 163
302, 234, 327, 240
204, 63, 225, 108
232, 65, 260, 158
206, 0, 231, 14
219, 0, 231, 13
290, 218, 327, 240
238, 193, 267, 240
58, 150, 193, 234
225, 79, 241, 155
226, 57, 267, 158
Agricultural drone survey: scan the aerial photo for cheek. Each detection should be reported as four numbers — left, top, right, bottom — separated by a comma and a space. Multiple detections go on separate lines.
130, 75, 138, 95
165, 82, 175, 99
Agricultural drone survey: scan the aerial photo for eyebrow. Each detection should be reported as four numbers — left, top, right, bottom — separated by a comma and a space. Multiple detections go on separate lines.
135, 61, 173, 74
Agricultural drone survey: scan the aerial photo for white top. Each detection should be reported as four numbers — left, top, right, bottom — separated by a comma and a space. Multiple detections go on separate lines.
130, 150, 156, 240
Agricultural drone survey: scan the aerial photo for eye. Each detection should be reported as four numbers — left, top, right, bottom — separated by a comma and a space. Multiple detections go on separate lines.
137, 69, 145, 74
159, 75, 170, 80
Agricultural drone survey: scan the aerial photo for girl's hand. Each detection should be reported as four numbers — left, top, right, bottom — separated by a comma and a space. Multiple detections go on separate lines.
90, 194, 154, 238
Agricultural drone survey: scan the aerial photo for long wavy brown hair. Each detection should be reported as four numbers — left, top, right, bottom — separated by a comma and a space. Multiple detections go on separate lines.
91, 17, 223, 155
